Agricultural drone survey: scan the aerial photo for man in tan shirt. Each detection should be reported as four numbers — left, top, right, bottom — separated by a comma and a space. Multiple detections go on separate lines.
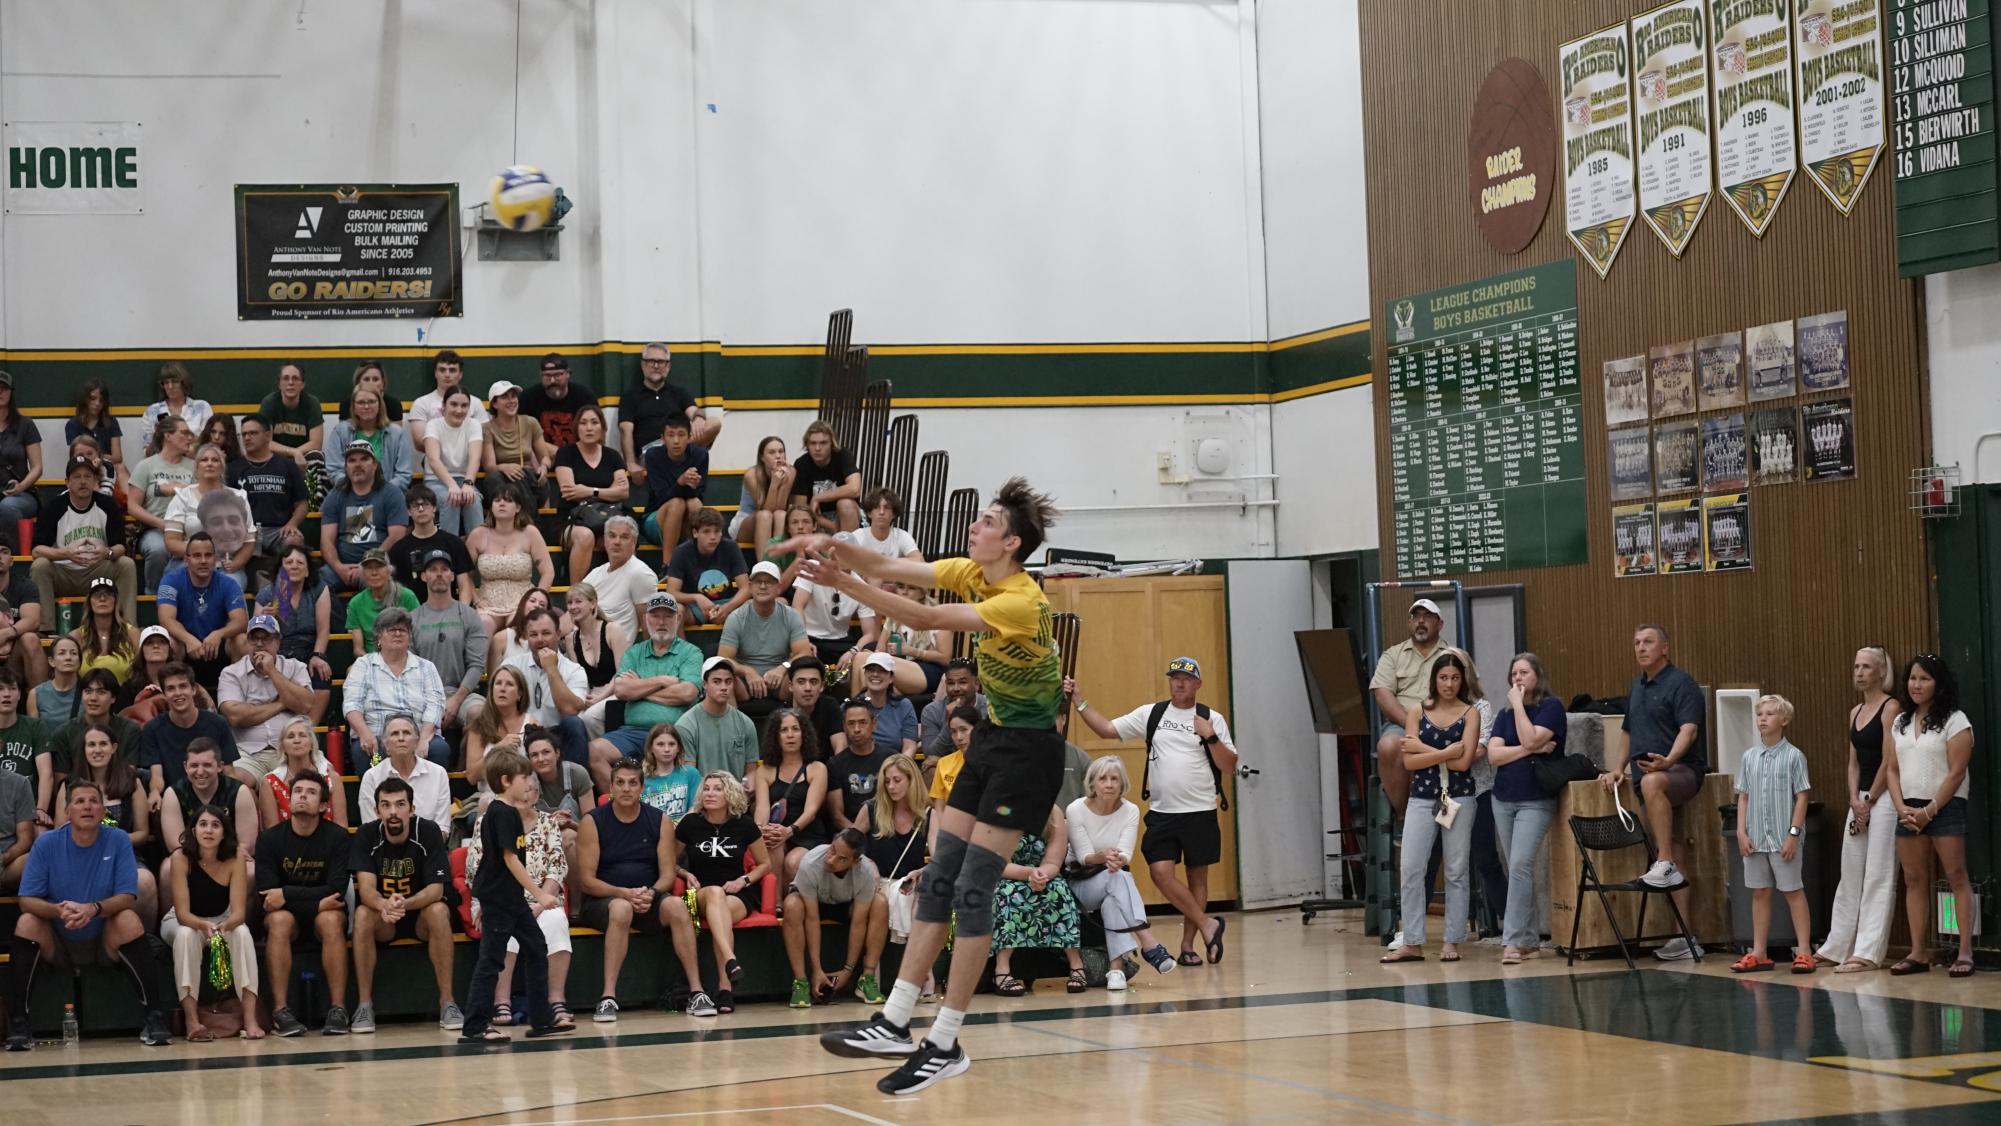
1371, 598, 1446, 815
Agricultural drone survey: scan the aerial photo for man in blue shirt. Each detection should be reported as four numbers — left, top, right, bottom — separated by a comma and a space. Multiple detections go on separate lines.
665, 508, 748, 624
6, 781, 174, 1049
1598, 622, 1708, 960
319, 439, 410, 619
157, 531, 248, 685
643, 414, 710, 549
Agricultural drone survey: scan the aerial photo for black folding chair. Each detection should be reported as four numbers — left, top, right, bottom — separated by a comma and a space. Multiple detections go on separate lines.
1565, 811, 1701, 970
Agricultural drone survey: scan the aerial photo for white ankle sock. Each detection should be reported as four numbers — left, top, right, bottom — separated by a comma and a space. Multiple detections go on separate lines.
926, 1006, 965, 1050
883, 979, 921, 1027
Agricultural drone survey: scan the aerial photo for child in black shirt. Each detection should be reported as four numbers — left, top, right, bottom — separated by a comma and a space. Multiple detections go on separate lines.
460, 743, 570, 1042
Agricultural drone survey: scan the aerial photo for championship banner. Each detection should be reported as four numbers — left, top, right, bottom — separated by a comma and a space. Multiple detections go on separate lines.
1713, 0, 1798, 236
235, 183, 462, 321
1559, 24, 1637, 277
3, 121, 142, 214
1794, 0, 1885, 213
1631, 1, 1714, 255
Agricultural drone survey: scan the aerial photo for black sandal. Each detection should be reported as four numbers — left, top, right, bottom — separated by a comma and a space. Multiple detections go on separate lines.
1177, 950, 1205, 967
491, 1003, 514, 1026
1951, 959, 1977, 978
1205, 916, 1228, 964
725, 957, 745, 984
458, 1026, 509, 1043
1890, 958, 1932, 975
548, 1002, 575, 1029
715, 989, 735, 1014
1066, 969, 1088, 993
993, 973, 1027, 996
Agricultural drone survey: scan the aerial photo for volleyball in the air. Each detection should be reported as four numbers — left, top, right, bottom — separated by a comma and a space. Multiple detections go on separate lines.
488, 165, 557, 231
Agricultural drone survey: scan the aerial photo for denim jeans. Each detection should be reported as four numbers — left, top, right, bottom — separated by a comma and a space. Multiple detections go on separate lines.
1491, 797, 1556, 951
0, 491, 39, 547
427, 477, 484, 536
139, 528, 171, 593
1400, 794, 1473, 947
464, 898, 551, 1035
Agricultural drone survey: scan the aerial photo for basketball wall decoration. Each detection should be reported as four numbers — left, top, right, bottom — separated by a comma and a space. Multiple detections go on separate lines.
1467, 57, 1557, 255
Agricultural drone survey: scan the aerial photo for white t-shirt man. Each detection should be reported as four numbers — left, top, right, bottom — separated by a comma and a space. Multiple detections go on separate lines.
582, 554, 660, 639
505, 648, 590, 728
358, 755, 454, 830
794, 575, 876, 641
1111, 703, 1234, 815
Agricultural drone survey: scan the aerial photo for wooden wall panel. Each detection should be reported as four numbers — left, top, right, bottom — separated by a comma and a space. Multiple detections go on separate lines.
1359, 2, 1934, 811
1048, 575, 1237, 903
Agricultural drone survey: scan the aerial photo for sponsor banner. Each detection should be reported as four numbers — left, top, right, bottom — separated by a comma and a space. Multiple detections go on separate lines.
1632, 0, 1715, 254
2, 120, 142, 214
235, 183, 462, 321
1713, 0, 1799, 235
1795, 0, 1887, 212
1559, 24, 1638, 277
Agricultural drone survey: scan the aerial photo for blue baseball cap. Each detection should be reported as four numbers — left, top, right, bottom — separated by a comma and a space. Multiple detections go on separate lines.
247, 613, 281, 635
1166, 657, 1202, 679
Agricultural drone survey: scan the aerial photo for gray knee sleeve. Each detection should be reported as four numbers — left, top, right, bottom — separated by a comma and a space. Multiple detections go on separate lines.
915, 830, 968, 924
948, 844, 1009, 938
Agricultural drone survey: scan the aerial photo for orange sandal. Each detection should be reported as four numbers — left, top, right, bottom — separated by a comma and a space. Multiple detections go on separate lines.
1791, 954, 1816, 974
1730, 953, 1774, 973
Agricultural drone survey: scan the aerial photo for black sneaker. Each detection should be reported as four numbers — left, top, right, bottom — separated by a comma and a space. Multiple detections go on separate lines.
5, 1024, 30, 1052
876, 1040, 970, 1094
139, 1011, 172, 1046
820, 1012, 918, 1058
323, 1005, 351, 1035
272, 1007, 307, 1037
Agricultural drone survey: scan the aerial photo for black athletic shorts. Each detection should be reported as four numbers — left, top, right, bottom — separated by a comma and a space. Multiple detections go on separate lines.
1142, 809, 1222, 868
945, 721, 1066, 833
388, 911, 424, 944
578, 893, 668, 934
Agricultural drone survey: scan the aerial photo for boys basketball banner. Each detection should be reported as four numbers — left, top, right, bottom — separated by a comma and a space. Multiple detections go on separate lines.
1631, 1, 1714, 256
1713, 0, 1798, 235
1793, 0, 1885, 213
235, 183, 462, 321
1559, 24, 1637, 277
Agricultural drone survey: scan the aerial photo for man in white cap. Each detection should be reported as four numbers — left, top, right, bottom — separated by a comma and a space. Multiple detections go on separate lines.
718, 560, 811, 705
674, 657, 758, 781
1072, 656, 1238, 967
1370, 598, 1448, 816
217, 612, 318, 778
590, 592, 703, 784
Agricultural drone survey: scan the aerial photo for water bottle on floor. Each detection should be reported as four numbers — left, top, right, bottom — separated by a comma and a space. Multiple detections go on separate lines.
62, 1004, 79, 1048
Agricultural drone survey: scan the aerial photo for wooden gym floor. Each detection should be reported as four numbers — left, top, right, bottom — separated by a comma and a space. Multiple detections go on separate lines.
7, 910, 2001, 1125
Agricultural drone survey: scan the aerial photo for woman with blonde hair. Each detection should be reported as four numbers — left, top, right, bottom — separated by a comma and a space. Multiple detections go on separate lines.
855, 753, 930, 960
324, 384, 415, 491
257, 717, 344, 829
1065, 755, 1175, 989
558, 580, 629, 741
1818, 647, 1904, 972
468, 484, 554, 639
675, 771, 770, 1014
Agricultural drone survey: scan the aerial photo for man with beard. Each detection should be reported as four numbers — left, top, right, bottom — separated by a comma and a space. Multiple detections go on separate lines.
1369, 598, 1448, 817
590, 593, 701, 789
349, 776, 460, 1033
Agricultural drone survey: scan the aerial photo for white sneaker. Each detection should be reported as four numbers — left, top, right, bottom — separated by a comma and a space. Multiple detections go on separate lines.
1389, 930, 1405, 947
1641, 861, 1685, 888
1652, 937, 1704, 961
1105, 969, 1128, 991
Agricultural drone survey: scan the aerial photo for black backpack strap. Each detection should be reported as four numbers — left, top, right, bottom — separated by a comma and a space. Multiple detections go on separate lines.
1196, 703, 1229, 812
1140, 700, 1171, 802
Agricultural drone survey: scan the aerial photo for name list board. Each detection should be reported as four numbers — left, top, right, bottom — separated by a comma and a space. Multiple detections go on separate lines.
1893, 0, 2001, 275
1385, 259, 1587, 576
